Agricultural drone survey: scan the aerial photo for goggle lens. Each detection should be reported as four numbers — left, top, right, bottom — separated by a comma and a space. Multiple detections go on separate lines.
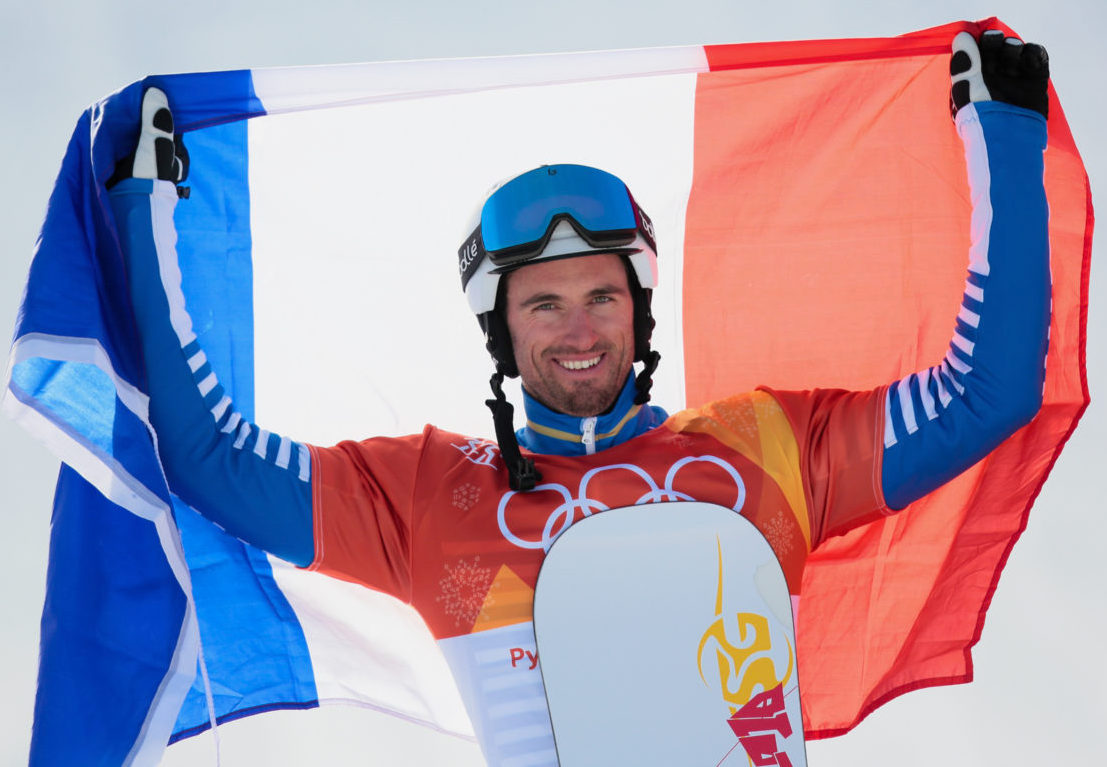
480, 165, 639, 258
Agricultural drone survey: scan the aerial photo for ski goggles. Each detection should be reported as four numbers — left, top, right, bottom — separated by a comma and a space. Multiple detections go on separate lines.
459, 164, 656, 291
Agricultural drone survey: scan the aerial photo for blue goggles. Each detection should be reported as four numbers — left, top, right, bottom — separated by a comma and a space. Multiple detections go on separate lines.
459, 164, 655, 290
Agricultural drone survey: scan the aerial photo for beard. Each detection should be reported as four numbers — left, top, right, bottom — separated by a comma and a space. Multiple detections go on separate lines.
533, 378, 622, 416
521, 348, 631, 417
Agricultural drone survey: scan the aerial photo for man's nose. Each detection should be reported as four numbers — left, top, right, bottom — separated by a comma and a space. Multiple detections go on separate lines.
562, 307, 600, 348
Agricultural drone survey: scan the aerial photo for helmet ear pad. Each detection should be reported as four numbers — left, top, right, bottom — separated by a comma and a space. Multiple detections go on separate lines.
625, 259, 655, 363
478, 282, 518, 378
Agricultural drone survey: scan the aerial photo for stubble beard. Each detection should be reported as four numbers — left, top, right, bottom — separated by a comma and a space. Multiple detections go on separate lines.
525, 351, 630, 417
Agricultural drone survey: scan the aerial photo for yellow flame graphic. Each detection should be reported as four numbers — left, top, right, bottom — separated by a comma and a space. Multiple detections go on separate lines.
697, 536, 794, 713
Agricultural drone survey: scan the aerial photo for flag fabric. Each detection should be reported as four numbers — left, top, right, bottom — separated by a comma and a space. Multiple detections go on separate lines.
2, 17, 1090, 765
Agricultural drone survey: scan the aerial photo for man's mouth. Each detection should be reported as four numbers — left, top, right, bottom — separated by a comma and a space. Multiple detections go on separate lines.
556, 354, 603, 371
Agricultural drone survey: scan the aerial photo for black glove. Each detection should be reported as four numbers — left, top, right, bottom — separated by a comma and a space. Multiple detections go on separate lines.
950, 29, 1049, 119
108, 87, 190, 190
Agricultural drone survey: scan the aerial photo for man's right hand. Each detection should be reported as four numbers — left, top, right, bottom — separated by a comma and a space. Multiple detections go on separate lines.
107, 87, 189, 189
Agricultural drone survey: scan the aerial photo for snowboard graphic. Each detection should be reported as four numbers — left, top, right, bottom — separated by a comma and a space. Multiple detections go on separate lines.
533, 501, 806, 766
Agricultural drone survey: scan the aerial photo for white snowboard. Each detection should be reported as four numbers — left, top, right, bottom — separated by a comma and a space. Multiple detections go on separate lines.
533, 501, 806, 766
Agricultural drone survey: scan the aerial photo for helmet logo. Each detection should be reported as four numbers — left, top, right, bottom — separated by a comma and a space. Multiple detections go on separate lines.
459, 239, 480, 274
458, 226, 487, 290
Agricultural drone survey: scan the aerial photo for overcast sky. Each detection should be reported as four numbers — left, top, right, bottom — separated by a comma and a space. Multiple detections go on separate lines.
1, 1, 1103, 765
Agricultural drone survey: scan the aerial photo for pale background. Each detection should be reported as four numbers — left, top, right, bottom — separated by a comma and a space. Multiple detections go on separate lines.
1, 1, 1102, 765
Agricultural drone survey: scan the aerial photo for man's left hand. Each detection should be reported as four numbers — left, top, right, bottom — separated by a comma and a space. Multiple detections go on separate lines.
950, 29, 1050, 119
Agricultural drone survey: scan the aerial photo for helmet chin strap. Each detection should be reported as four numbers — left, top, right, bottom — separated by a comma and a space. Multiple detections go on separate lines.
486, 371, 542, 491
633, 350, 661, 405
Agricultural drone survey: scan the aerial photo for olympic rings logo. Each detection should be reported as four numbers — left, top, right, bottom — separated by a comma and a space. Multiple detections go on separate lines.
496, 455, 746, 551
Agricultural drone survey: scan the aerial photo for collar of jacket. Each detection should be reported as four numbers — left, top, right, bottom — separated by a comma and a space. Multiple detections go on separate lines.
517, 373, 668, 457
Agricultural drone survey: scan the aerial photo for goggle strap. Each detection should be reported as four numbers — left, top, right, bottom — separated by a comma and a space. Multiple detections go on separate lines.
459, 224, 487, 292
633, 200, 656, 254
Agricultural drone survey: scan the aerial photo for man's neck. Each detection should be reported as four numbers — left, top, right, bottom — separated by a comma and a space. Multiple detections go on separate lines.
517, 373, 667, 456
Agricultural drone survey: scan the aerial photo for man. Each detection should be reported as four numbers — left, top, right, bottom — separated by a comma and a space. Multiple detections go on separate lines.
106, 29, 1049, 766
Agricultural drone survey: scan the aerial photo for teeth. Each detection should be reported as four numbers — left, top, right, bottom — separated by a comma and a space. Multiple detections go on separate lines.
559, 356, 601, 371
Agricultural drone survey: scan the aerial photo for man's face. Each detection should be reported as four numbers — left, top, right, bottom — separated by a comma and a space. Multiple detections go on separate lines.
504, 253, 635, 417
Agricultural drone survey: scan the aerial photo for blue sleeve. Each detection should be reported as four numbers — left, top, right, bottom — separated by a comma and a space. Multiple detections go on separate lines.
881, 102, 1050, 510
109, 177, 315, 565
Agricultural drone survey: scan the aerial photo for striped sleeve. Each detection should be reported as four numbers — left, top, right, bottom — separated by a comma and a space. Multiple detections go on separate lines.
110, 178, 315, 564
881, 102, 1049, 509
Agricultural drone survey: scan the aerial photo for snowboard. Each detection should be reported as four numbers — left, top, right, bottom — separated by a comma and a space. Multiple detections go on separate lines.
533, 501, 806, 766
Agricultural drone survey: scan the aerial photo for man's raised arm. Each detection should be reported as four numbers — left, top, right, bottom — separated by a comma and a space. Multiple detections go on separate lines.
880, 30, 1051, 509
108, 89, 316, 564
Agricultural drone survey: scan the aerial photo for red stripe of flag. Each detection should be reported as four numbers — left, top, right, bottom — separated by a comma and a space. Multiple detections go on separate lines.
682, 19, 1091, 737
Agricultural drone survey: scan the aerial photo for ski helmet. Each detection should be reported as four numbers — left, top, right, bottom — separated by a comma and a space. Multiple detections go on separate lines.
458, 164, 659, 378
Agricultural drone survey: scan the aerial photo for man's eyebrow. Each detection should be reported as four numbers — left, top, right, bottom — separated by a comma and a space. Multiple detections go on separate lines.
519, 291, 561, 308
518, 283, 627, 307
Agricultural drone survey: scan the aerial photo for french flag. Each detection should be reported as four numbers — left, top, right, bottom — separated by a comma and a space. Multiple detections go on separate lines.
3, 17, 1090, 765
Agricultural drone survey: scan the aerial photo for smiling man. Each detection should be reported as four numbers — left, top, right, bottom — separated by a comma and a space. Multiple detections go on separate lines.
507, 253, 635, 415
103, 29, 1051, 767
